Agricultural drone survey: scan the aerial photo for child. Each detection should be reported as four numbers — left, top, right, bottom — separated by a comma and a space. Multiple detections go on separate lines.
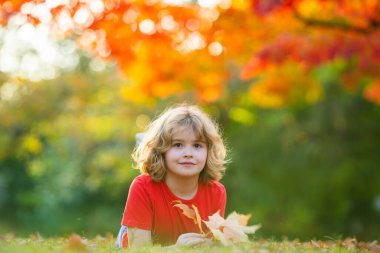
116, 104, 227, 248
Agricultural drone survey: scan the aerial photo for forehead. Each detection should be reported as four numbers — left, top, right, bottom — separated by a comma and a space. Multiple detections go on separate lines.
171, 126, 205, 141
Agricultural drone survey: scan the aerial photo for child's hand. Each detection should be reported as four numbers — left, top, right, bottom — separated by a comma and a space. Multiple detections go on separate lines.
175, 233, 212, 246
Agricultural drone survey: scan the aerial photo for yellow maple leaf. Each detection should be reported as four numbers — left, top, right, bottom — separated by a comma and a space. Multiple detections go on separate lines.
204, 210, 261, 245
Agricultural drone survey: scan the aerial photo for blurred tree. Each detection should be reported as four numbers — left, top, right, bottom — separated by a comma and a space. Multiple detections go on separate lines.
224, 77, 380, 240
0, 55, 149, 235
1, 0, 380, 106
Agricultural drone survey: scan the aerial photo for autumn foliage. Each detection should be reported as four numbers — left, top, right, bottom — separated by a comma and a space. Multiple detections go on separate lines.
1, 0, 380, 106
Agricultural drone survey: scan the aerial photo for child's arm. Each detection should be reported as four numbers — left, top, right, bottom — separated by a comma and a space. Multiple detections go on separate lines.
175, 233, 212, 246
127, 229, 210, 248
127, 227, 152, 248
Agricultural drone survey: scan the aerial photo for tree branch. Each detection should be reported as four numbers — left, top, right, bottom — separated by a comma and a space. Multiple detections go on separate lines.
293, 11, 378, 35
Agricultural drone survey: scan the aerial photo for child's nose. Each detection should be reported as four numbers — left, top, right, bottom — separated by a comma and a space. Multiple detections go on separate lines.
183, 146, 193, 157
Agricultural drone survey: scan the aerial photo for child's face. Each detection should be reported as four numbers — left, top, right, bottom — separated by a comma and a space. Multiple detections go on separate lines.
164, 127, 207, 180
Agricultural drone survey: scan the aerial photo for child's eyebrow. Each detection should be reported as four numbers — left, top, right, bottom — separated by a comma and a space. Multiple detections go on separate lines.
172, 139, 206, 143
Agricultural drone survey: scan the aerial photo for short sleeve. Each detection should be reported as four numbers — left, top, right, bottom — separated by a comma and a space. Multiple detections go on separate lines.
121, 176, 153, 230
218, 184, 227, 217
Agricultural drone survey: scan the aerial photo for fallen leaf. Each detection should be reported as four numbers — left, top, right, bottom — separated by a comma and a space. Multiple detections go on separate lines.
173, 201, 197, 225
67, 234, 87, 252
173, 202, 261, 244
209, 228, 229, 246
191, 204, 204, 234
204, 210, 261, 244
223, 224, 249, 242
203, 210, 225, 230
226, 212, 251, 226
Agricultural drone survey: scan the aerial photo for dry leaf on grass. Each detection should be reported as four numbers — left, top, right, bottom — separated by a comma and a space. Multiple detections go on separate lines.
67, 234, 88, 251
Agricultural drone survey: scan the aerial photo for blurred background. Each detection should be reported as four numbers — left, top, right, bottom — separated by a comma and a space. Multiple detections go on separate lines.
0, 0, 379, 241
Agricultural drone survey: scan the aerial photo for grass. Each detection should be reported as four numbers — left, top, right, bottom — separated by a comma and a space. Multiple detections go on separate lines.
0, 233, 378, 253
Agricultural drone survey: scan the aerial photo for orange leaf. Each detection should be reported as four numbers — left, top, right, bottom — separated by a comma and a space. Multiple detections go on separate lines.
240, 57, 269, 81
191, 204, 204, 234
173, 201, 205, 234
67, 234, 87, 251
173, 201, 197, 224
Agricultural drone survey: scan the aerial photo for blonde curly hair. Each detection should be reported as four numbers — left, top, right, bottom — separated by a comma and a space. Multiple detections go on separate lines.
132, 104, 227, 183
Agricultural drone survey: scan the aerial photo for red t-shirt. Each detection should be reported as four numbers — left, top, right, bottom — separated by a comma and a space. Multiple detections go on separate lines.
121, 174, 227, 246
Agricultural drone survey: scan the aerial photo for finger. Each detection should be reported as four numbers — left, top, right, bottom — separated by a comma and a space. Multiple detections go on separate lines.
184, 237, 207, 246
201, 238, 213, 246
176, 233, 206, 246
184, 233, 204, 238
179, 233, 204, 240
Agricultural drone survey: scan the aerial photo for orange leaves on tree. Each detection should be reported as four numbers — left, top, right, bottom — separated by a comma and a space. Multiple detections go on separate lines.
242, 33, 367, 74
195, 71, 226, 103
242, 30, 380, 105
240, 57, 269, 81
248, 61, 321, 108
2, 1, 236, 104
79, 2, 229, 103
364, 81, 380, 105
3, 0, 380, 106
242, 0, 380, 106
152, 80, 184, 99
251, 0, 298, 16
250, 0, 380, 29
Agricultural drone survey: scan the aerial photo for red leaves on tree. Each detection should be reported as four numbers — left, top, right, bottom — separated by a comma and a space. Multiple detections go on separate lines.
251, 0, 297, 15
2, 0, 380, 107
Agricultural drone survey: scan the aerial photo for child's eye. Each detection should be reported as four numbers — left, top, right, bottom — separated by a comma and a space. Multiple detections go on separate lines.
173, 143, 182, 148
194, 143, 203, 148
